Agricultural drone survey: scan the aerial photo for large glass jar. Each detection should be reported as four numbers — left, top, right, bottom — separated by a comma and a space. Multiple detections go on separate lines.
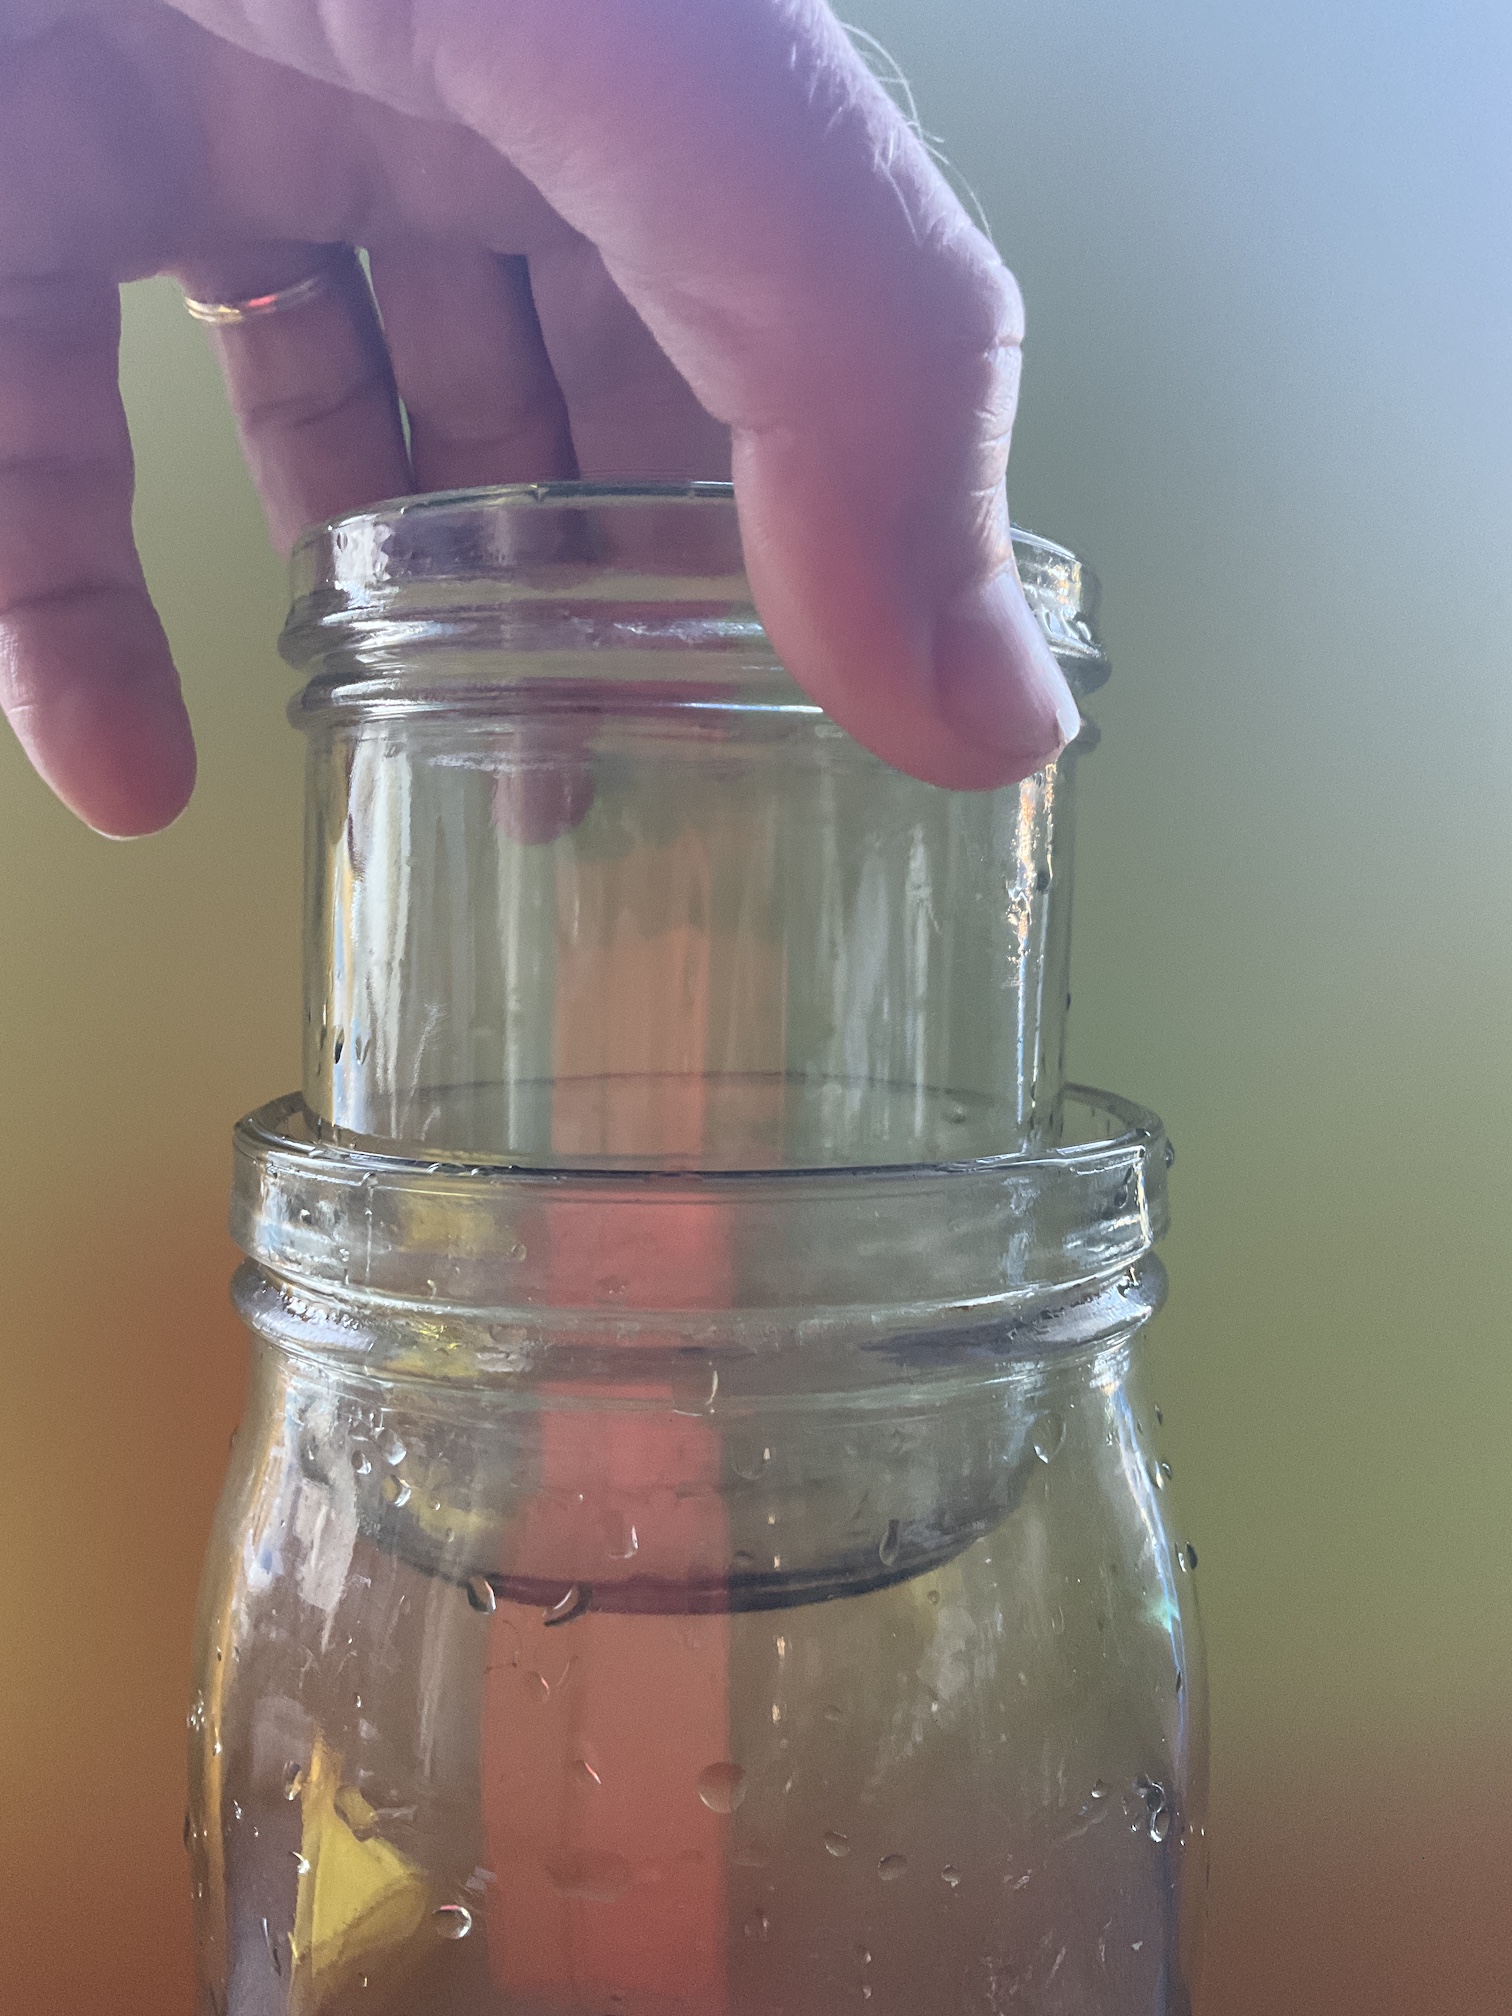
191, 1088, 1204, 2016
186, 484, 1205, 2015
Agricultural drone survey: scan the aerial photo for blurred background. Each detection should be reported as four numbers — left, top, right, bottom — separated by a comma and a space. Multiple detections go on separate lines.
2, 0, 1509, 2009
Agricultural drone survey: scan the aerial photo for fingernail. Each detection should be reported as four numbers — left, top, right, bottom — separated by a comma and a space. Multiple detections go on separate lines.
931, 568, 1081, 766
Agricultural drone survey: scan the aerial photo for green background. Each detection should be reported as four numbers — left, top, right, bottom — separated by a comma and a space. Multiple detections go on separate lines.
2, 2, 1508, 2009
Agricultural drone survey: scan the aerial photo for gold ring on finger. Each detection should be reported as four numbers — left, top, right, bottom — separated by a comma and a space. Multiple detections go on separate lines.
182, 266, 342, 327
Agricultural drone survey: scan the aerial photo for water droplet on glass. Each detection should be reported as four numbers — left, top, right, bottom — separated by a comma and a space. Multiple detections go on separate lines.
824, 1830, 851, 1858
1158, 1460, 1173, 1485
380, 1474, 411, 1508
432, 1903, 473, 1940
596, 1274, 629, 1302
671, 1359, 719, 1416
506, 1241, 527, 1263
1182, 1543, 1199, 1572
182, 1811, 194, 1853
822, 1703, 845, 1724
292, 1853, 311, 1876
1154, 1406, 1164, 1427
466, 1574, 497, 1614
926, 1587, 941, 1606
856, 1946, 872, 1966
573, 1758, 603, 1789
1032, 1412, 1066, 1464
878, 1520, 901, 1568
732, 1441, 773, 1483
941, 1864, 961, 1888
1091, 1779, 1110, 1801
744, 1910, 770, 1939
543, 1583, 589, 1627
522, 1669, 552, 1703
863, 1988, 873, 2002
608, 1519, 639, 1561
351, 1450, 372, 1477
377, 1429, 406, 1467
1149, 1808, 1172, 1844
944, 1099, 968, 1125
283, 1763, 305, 1802
878, 1854, 908, 1882
546, 1847, 634, 1902
696, 1762, 747, 1814
231, 1800, 243, 1823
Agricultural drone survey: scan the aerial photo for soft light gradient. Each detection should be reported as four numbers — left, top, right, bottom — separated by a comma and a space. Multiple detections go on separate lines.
2, 1, 1509, 2008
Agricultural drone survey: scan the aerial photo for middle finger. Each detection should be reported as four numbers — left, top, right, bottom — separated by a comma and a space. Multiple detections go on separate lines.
365, 238, 577, 489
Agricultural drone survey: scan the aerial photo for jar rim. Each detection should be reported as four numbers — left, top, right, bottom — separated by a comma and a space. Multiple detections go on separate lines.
231, 1084, 1169, 1321
280, 479, 1110, 695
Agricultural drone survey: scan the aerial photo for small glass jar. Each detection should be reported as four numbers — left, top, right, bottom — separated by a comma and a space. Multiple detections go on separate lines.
191, 1088, 1203, 2016
280, 482, 1109, 1166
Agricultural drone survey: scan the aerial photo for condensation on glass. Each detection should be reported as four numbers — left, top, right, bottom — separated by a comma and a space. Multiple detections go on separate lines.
281, 482, 1109, 1167
193, 1092, 1204, 2016
187, 484, 1206, 2016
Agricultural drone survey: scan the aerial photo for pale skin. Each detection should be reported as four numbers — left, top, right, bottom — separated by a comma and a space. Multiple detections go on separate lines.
0, 0, 1079, 837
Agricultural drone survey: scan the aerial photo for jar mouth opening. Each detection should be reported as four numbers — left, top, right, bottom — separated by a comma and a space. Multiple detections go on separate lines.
231, 1084, 1169, 1321
249, 1080, 1163, 1187
282, 480, 1110, 695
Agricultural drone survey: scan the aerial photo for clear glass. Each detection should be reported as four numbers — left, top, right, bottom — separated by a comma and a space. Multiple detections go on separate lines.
189, 1090, 1206, 2016
281, 483, 1109, 1167
188, 487, 1204, 2013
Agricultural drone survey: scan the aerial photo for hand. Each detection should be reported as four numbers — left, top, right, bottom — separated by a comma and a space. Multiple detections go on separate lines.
0, 0, 1078, 835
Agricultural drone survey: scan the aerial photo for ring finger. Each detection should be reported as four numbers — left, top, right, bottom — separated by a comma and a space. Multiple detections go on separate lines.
175, 240, 410, 552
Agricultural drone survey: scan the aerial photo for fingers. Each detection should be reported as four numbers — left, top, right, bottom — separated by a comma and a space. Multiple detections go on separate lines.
424, 0, 1077, 787
525, 237, 730, 480
0, 272, 194, 836
177, 242, 410, 551
364, 240, 577, 487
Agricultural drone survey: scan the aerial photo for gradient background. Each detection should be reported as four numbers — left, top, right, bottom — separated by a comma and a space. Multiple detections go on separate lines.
3, 2, 1509, 2009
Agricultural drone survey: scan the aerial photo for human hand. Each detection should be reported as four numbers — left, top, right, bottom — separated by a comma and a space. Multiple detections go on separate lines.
0, 0, 1078, 835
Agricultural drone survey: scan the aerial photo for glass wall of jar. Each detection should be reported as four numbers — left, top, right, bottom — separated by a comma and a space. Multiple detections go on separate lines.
188, 1088, 1206, 2016
281, 484, 1109, 1168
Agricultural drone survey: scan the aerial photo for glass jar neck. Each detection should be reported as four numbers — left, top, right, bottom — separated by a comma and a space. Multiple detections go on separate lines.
229, 1084, 1169, 1616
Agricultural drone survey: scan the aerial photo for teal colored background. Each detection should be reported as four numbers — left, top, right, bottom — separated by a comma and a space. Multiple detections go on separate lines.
2, 3, 1508, 2008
